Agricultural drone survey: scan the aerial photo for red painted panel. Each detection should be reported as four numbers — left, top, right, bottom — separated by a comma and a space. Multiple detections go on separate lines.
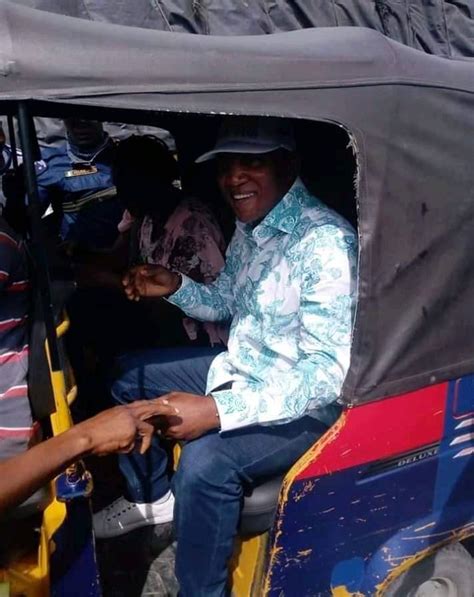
297, 383, 447, 481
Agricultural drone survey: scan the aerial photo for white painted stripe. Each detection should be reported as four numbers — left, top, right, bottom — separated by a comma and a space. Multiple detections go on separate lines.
455, 418, 474, 430
449, 432, 474, 446
453, 447, 474, 459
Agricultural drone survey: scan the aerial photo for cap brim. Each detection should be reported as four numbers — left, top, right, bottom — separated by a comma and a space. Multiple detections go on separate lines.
195, 142, 291, 163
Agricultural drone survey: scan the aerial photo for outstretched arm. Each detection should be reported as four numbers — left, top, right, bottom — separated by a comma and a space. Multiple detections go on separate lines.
123, 233, 241, 323
0, 405, 154, 515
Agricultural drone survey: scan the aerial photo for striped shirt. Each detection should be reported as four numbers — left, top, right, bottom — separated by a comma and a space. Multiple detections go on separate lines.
0, 218, 33, 459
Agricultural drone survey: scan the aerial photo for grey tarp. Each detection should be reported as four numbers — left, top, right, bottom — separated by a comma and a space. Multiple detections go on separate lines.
14, 0, 474, 58
1, 1, 474, 404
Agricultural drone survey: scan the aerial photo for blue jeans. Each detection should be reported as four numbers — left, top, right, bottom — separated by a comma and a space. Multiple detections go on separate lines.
112, 346, 223, 502
111, 347, 327, 597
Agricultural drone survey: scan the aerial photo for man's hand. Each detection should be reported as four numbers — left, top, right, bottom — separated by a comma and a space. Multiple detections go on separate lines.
129, 393, 220, 441
122, 264, 181, 301
74, 403, 156, 456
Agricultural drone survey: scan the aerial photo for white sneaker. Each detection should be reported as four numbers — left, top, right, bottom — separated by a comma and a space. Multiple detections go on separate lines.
93, 491, 175, 539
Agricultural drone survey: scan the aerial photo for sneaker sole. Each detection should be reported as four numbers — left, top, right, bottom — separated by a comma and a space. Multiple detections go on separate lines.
94, 511, 174, 539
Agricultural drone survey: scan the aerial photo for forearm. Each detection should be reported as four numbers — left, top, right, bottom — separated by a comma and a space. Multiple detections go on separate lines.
212, 353, 345, 431
0, 426, 91, 515
167, 274, 232, 322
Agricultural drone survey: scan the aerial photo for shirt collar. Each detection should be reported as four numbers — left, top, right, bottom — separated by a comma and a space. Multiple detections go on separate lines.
237, 177, 314, 243
67, 133, 111, 164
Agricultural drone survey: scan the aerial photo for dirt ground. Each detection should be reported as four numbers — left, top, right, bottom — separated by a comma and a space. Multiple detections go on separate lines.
97, 524, 178, 597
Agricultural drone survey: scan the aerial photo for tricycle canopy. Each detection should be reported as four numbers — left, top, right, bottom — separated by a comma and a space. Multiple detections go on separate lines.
1, 0, 474, 405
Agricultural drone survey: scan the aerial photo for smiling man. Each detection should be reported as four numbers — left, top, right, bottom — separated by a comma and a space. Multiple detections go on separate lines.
94, 118, 358, 597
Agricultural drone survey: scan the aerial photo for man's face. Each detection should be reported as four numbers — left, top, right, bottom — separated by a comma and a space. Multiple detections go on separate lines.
65, 119, 104, 149
216, 150, 296, 223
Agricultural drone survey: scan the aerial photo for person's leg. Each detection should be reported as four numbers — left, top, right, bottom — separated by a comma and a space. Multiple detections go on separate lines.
172, 416, 328, 597
93, 346, 223, 539
112, 346, 223, 502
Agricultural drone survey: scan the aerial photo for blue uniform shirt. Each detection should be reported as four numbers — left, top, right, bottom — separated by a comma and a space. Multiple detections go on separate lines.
36, 139, 122, 249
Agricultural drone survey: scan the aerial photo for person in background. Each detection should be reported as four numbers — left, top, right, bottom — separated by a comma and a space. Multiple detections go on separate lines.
75, 135, 227, 350
113, 135, 227, 346
0, 214, 34, 461
36, 118, 122, 251
67, 136, 227, 419
94, 117, 358, 597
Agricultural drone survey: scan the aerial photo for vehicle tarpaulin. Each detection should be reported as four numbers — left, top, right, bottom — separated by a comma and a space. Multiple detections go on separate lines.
0, 2, 474, 405
15, 0, 474, 57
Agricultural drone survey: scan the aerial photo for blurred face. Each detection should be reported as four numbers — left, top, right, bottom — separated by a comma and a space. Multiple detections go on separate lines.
216, 150, 296, 223
115, 171, 158, 218
65, 119, 104, 149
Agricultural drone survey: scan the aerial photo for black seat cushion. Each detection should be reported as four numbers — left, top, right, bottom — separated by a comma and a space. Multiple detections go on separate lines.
239, 477, 283, 536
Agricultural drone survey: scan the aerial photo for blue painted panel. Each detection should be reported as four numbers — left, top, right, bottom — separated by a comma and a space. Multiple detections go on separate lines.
266, 378, 474, 595
50, 499, 101, 597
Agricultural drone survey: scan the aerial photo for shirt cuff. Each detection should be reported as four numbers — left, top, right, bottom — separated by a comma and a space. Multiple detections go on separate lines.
211, 389, 251, 432
166, 272, 192, 306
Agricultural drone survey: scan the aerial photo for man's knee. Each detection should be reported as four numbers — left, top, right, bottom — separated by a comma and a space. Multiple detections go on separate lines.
174, 436, 238, 497
109, 350, 168, 405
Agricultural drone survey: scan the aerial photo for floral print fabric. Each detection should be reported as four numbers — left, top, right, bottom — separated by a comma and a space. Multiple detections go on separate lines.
168, 178, 358, 431
132, 197, 228, 345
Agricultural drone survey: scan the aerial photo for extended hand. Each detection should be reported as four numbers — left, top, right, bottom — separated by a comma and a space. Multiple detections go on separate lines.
129, 392, 219, 441
76, 403, 156, 456
122, 264, 181, 301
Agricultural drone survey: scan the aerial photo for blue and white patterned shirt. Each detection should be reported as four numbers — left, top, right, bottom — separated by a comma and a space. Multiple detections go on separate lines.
169, 178, 358, 431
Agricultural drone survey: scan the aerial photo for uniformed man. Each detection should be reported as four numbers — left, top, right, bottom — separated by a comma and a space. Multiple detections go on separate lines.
36, 119, 122, 251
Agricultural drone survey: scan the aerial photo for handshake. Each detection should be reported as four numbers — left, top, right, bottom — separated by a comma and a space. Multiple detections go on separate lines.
77, 398, 182, 458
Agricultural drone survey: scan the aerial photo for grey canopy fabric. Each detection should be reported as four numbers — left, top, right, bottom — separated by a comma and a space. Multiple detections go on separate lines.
13, 0, 474, 58
1, 0, 474, 405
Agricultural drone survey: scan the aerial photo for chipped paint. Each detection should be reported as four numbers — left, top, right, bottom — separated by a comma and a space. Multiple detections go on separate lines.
375, 522, 474, 595
414, 522, 436, 533
401, 523, 474, 542
261, 379, 473, 595
293, 480, 316, 502
320, 507, 336, 515
262, 412, 348, 595
297, 549, 313, 558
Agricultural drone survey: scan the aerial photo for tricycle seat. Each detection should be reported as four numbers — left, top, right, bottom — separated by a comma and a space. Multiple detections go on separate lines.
239, 476, 283, 536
